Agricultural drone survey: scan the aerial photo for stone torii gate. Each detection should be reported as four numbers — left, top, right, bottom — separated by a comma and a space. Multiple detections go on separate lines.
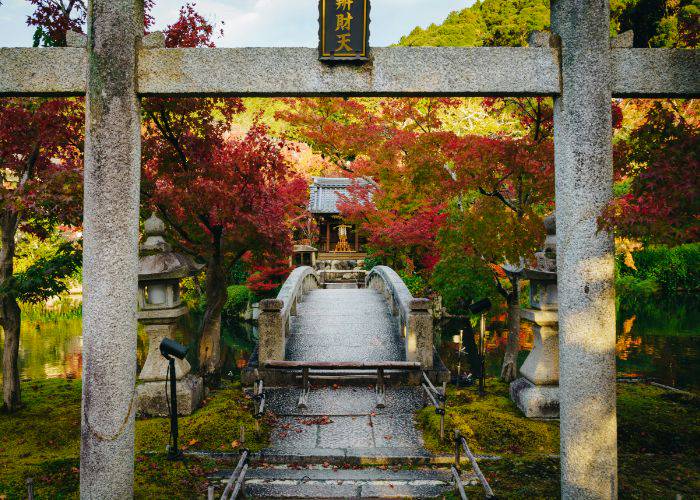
1, 0, 697, 497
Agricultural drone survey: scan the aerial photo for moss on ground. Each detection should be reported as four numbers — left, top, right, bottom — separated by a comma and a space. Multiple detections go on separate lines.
418, 378, 700, 498
0, 379, 269, 499
417, 378, 559, 455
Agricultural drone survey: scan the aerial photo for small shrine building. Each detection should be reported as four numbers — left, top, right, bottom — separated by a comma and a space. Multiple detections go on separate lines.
292, 177, 368, 266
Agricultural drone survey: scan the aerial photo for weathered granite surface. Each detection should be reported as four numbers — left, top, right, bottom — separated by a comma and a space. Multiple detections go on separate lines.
80, 0, 142, 497
552, 0, 618, 496
258, 267, 320, 365
263, 385, 429, 462
510, 377, 560, 419
3, 46, 697, 98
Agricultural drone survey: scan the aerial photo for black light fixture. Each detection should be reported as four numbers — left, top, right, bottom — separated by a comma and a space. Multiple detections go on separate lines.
160, 338, 188, 460
468, 298, 492, 396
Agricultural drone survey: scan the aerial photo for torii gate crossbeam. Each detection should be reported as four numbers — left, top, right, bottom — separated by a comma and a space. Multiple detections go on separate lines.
0, 0, 697, 498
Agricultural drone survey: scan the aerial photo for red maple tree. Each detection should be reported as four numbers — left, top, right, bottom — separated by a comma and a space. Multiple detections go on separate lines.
0, 98, 83, 411
601, 100, 698, 244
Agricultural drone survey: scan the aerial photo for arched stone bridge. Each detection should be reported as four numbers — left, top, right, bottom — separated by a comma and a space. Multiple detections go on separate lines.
251, 265, 447, 383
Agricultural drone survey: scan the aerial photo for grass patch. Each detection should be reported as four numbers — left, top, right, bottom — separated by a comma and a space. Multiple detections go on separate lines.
0, 378, 269, 499
418, 378, 700, 498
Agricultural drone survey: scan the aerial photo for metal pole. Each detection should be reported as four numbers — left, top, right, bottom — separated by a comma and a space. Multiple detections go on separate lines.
457, 329, 463, 378
479, 314, 486, 396
26, 477, 34, 500
168, 357, 180, 460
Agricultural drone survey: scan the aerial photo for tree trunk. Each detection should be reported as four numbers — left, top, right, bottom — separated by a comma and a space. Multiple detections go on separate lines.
1, 211, 21, 412
500, 276, 521, 382
198, 250, 227, 386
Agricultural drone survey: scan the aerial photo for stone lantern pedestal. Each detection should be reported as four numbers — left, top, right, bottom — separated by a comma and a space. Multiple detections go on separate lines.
509, 291, 559, 419
135, 214, 204, 417
510, 215, 560, 419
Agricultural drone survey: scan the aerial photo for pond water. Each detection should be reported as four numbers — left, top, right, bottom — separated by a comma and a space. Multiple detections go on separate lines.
435, 296, 699, 392
0, 313, 256, 384
0, 297, 697, 391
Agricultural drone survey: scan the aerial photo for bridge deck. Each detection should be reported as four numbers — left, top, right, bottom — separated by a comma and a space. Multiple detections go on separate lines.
286, 288, 405, 362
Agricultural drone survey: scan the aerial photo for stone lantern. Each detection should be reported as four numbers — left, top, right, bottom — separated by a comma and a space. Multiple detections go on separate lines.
510, 214, 560, 419
135, 213, 204, 417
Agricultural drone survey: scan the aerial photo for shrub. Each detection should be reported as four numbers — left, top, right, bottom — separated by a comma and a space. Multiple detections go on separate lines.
617, 243, 699, 299
398, 270, 428, 296
180, 276, 205, 313
362, 254, 383, 271
222, 285, 252, 321
430, 252, 500, 314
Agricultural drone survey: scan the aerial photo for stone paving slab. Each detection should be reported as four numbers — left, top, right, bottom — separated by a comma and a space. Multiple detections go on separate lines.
371, 415, 425, 448
318, 416, 375, 448
286, 287, 404, 364
241, 480, 455, 498
270, 417, 319, 449
286, 336, 404, 362
256, 447, 433, 465
270, 415, 425, 451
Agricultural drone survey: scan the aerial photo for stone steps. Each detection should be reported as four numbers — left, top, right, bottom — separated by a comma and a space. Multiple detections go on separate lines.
211, 465, 470, 498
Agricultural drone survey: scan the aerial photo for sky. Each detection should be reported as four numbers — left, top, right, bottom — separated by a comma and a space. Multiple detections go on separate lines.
0, 0, 471, 47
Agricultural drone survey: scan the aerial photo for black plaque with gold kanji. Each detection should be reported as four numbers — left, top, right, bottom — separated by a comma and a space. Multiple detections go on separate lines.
319, 0, 370, 61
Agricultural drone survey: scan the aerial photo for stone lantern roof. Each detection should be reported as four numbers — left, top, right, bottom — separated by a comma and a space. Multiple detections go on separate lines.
138, 213, 203, 282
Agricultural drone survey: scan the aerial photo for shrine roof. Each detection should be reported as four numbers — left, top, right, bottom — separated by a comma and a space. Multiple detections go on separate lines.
309, 177, 371, 214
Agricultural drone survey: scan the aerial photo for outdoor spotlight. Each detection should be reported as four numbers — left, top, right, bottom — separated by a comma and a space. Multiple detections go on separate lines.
468, 298, 492, 315
160, 337, 188, 360
160, 338, 188, 460
468, 298, 492, 396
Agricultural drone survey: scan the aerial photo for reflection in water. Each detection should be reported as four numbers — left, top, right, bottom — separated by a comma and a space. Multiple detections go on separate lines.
0, 312, 258, 383
1, 297, 697, 391
436, 296, 699, 391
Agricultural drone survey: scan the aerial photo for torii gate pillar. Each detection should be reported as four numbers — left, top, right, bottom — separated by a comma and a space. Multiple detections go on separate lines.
552, 0, 618, 498
80, 0, 143, 497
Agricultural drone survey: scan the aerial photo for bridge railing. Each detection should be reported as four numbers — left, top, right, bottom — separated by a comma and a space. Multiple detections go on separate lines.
365, 266, 434, 369
258, 266, 320, 364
